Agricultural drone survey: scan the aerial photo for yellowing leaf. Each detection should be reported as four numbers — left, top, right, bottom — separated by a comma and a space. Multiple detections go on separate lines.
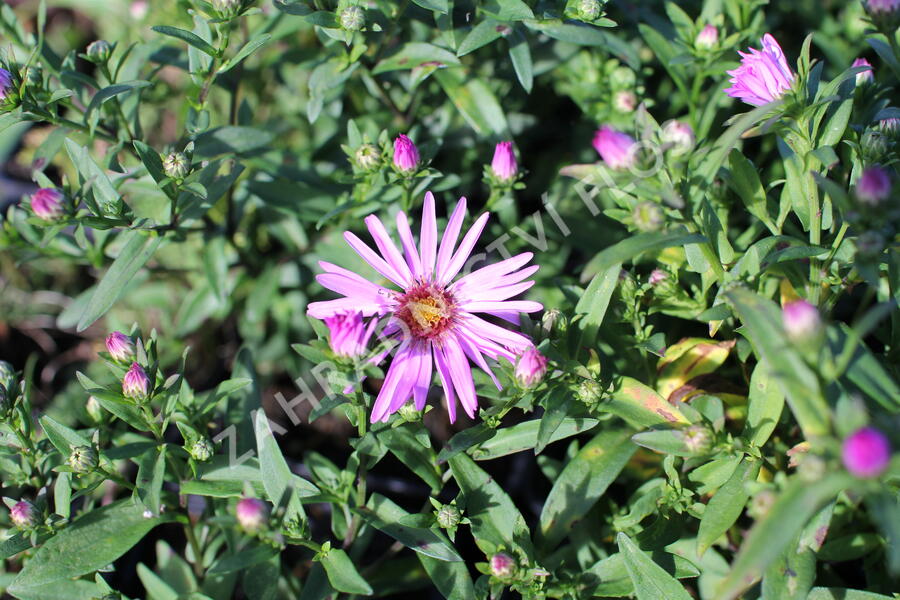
656, 338, 735, 400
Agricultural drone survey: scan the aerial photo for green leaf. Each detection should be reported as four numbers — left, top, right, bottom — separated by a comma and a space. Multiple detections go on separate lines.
373, 42, 460, 74
457, 20, 504, 56
8, 500, 170, 594
152, 25, 217, 57
829, 324, 900, 413
39, 415, 90, 456
219, 34, 272, 73
137, 563, 179, 600
77, 231, 164, 331
807, 588, 896, 600
411, 0, 449, 13
64, 138, 121, 216
697, 457, 760, 557
507, 29, 532, 93
482, 0, 533, 20
617, 533, 693, 600
254, 410, 305, 521
135, 444, 167, 516
471, 417, 598, 460
0, 533, 32, 561
434, 69, 508, 136
584, 549, 699, 597
133, 140, 168, 185
54, 472, 71, 519
418, 554, 475, 600
319, 548, 372, 595
380, 426, 442, 492
524, 20, 637, 68
538, 430, 636, 550
726, 287, 829, 438
696, 102, 782, 183
574, 262, 620, 345
744, 362, 784, 447
448, 454, 529, 550
727, 150, 777, 234
356, 493, 461, 562
605, 377, 690, 428
581, 230, 705, 282
85, 80, 150, 120
195, 126, 275, 158
535, 387, 571, 455
208, 545, 279, 574
715, 473, 852, 600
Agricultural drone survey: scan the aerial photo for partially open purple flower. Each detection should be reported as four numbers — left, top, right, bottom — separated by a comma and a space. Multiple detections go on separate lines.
515, 347, 547, 387
393, 134, 420, 173
695, 25, 718, 49
853, 58, 874, 86
324, 312, 376, 358
105, 331, 135, 362
593, 126, 637, 170
857, 166, 892, 205
842, 427, 891, 478
236, 497, 268, 531
10, 501, 36, 529
0, 68, 13, 102
490, 141, 518, 181
725, 34, 795, 106
122, 362, 149, 399
782, 299, 821, 342
866, 0, 900, 15
30, 188, 64, 220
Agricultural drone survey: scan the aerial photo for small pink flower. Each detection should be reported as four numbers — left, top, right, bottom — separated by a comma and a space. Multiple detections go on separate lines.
857, 166, 892, 205
105, 331, 135, 362
490, 553, 515, 578
10, 501, 36, 528
236, 497, 268, 531
490, 141, 518, 181
782, 299, 821, 342
695, 25, 718, 49
30, 188, 64, 220
122, 362, 149, 399
867, 0, 900, 14
592, 126, 637, 170
393, 134, 420, 172
648, 269, 668, 286
842, 427, 891, 478
515, 347, 547, 387
324, 312, 376, 358
725, 34, 795, 106
853, 58, 874, 86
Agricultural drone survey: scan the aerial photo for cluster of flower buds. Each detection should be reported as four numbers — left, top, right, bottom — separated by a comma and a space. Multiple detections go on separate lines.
212, 0, 244, 19
660, 120, 695, 156
781, 299, 823, 346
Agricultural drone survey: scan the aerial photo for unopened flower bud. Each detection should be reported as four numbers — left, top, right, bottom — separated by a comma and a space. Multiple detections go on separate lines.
10, 501, 36, 529
865, 0, 900, 28
86, 40, 112, 63
105, 331, 135, 362
189, 438, 213, 462
632, 202, 664, 232
576, 379, 601, 405
392, 134, 419, 173
862, 130, 889, 158
593, 125, 637, 170
236, 497, 268, 531
0, 68, 18, 111
436, 504, 461, 529
648, 269, 668, 286
86, 395, 103, 423
490, 553, 516, 578
397, 402, 422, 422
748, 489, 776, 519
354, 144, 381, 171
0, 361, 15, 393
843, 426, 891, 478
661, 120, 695, 155
577, 0, 601, 20
613, 90, 637, 113
856, 166, 892, 205
212, 0, 242, 17
610, 66, 635, 88
29, 188, 64, 220
68, 445, 98, 474
540, 309, 561, 335
163, 152, 189, 180
680, 424, 712, 454
490, 141, 518, 182
853, 58, 874, 86
782, 299, 822, 343
340, 5, 365, 31
123, 363, 150, 399
880, 118, 900, 138
695, 24, 719, 49
515, 347, 548, 387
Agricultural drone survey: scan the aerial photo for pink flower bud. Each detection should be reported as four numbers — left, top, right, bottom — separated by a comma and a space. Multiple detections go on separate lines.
122, 362, 149, 399
881, 118, 900, 137
592, 125, 637, 170
648, 269, 668, 285
515, 347, 547, 387
856, 166, 892, 205
695, 25, 718, 49
490, 552, 516, 578
853, 58, 874, 86
490, 141, 518, 181
725, 34, 795, 106
613, 90, 636, 113
393, 134, 420, 172
10, 500, 36, 529
866, 0, 900, 15
105, 331, 135, 362
842, 427, 891, 478
324, 312, 375, 358
661, 120, 695, 155
236, 497, 268, 531
781, 299, 822, 342
29, 188, 64, 220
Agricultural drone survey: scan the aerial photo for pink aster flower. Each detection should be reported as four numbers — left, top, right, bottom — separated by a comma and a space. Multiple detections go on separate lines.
105, 331, 135, 362
853, 58, 874, 86
29, 188, 64, 220
842, 427, 891, 478
307, 192, 542, 423
325, 312, 377, 358
725, 34, 795, 107
393, 134, 420, 172
515, 347, 547, 387
857, 166, 892, 205
592, 125, 637, 170
122, 362, 149, 399
490, 141, 518, 181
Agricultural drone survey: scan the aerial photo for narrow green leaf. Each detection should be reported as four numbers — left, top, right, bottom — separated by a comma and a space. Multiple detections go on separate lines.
471, 417, 598, 460
744, 362, 784, 447
457, 20, 503, 56
434, 69, 508, 136
418, 554, 475, 600
254, 410, 305, 521
728, 150, 777, 234
64, 138, 121, 216
152, 25, 217, 56
373, 42, 460, 74
39, 415, 90, 456
507, 29, 532, 93
85, 80, 150, 120
135, 444, 167, 516
356, 494, 461, 562
319, 548, 372, 595
219, 34, 272, 73
807, 588, 896, 600
580, 230, 705, 283
380, 426, 442, 491
697, 457, 760, 557
617, 533, 693, 600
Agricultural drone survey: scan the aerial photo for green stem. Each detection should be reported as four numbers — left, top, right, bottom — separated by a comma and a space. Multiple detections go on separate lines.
807, 160, 823, 304
184, 522, 205, 578
343, 401, 368, 548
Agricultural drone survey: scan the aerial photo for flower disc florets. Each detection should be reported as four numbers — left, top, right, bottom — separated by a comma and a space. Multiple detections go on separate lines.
395, 283, 457, 340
